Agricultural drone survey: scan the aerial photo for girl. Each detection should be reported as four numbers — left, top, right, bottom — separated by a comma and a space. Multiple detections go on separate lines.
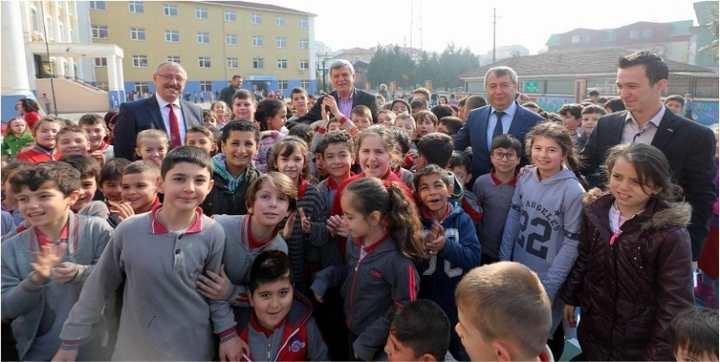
1, 117, 34, 158
561, 143, 693, 361
498, 121, 585, 359
311, 177, 424, 361
196, 172, 297, 305
16, 98, 41, 130
211, 101, 230, 128
267, 137, 329, 295
254, 99, 288, 173
16, 117, 63, 164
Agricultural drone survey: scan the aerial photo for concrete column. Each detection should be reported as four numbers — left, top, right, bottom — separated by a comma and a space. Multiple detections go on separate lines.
1, 0, 35, 121
64, 2, 72, 42
56, 57, 66, 77
107, 55, 126, 108
52, 2, 61, 41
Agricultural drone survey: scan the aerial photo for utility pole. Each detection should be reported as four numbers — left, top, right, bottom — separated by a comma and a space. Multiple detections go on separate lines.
492, 8, 497, 63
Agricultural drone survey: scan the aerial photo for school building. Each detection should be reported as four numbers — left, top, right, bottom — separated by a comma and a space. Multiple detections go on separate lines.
89, 0, 317, 101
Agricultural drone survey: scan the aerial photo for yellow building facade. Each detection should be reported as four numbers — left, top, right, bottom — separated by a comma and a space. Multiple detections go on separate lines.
89, 0, 316, 99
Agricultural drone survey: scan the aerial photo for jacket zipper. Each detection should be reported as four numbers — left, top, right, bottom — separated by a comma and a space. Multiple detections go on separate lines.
347, 253, 364, 328
610, 240, 619, 358
273, 328, 300, 362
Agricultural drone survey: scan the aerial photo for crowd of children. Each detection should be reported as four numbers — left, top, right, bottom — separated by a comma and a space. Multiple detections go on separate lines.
0, 83, 717, 362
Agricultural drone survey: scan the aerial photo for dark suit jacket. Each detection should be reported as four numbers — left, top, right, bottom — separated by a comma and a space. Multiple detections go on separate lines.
581, 110, 716, 259
453, 102, 543, 180
294, 88, 377, 124
113, 95, 203, 160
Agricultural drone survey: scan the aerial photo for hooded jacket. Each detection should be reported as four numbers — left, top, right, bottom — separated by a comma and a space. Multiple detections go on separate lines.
235, 292, 328, 361
202, 154, 261, 216
560, 193, 693, 361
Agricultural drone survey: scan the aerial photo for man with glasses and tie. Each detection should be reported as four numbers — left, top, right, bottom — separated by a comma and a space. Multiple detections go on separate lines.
581, 51, 716, 262
113, 62, 204, 160
453, 66, 543, 183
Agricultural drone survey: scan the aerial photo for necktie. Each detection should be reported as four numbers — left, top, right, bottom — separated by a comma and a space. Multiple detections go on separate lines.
167, 104, 181, 147
491, 111, 506, 145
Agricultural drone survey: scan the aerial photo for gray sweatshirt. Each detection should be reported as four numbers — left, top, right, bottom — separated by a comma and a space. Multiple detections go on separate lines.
499, 167, 584, 330
473, 173, 516, 260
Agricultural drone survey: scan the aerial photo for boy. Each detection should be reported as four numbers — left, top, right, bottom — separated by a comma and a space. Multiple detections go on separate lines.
78, 113, 114, 164
455, 262, 552, 362
411, 98, 428, 114
378, 109, 397, 127
316, 131, 355, 216
351, 105, 373, 131
52, 146, 246, 361
1, 162, 113, 361
558, 104, 583, 139
113, 160, 161, 222
288, 87, 309, 122
16, 117, 64, 164
385, 300, 452, 362
449, 151, 473, 192
235, 250, 328, 361
472, 134, 521, 265
186, 126, 218, 155
60, 155, 109, 219
202, 120, 261, 216
415, 165, 481, 360
578, 105, 606, 148
135, 129, 168, 167
671, 307, 718, 362
415, 111, 438, 140
438, 116, 464, 136
99, 158, 131, 205
665, 94, 686, 115
56, 125, 90, 158
396, 113, 417, 142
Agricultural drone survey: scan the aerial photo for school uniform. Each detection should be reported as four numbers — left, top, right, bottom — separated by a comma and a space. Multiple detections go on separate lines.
473, 172, 517, 263
16, 144, 56, 164
202, 154, 261, 216
77, 201, 110, 220
58, 205, 237, 361
1, 212, 112, 360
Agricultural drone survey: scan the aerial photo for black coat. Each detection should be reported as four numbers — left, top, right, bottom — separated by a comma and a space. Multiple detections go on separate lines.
113, 95, 203, 160
294, 88, 377, 124
580, 109, 716, 259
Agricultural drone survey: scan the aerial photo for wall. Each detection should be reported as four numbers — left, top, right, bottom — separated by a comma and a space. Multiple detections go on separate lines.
35, 78, 108, 113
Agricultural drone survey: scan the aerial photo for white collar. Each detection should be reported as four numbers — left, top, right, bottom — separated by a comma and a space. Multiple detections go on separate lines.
155, 93, 181, 109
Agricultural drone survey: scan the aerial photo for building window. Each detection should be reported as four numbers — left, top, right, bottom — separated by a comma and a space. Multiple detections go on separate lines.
277, 59, 288, 69
94, 57, 107, 67
132, 55, 149, 68
165, 30, 180, 43
198, 56, 211, 68
134, 82, 150, 95
167, 55, 181, 63
275, 37, 287, 48
89, 1, 106, 10
278, 80, 288, 90
299, 39, 309, 49
253, 57, 264, 69
91, 25, 108, 39
225, 34, 238, 46
300, 60, 309, 70
275, 16, 285, 26
128, 1, 143, 13
227, 57, 239, 68
571, 35, 581, 44
195, 7, 208, 19
299, 18, 309, 29
251, 14, 261, 24
130, 27, 146, 41
163, 4, 178, 16
197, 32, 210, 44
301, 80, 311, 90
200, 81, 212, 92
224, 10, 236, 22
252, 35, 263, 47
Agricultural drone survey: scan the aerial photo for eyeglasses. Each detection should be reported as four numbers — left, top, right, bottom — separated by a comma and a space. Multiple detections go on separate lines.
492, 151, 518, 160
156, 73, 186, 82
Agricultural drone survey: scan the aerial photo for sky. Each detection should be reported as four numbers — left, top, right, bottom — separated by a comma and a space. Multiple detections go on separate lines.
256, 0, 700, 55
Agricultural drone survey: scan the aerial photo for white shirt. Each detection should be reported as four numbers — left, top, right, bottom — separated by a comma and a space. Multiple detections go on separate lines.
621, 105, 665, 145
155, 93, 187, 144
486, 101, 518, 149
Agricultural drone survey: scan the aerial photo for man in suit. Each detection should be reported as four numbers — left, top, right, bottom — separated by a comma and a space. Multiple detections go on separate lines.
219, 74, 243, 108
293, 59, 377, 125
581, 50, 716, 260
113, 62, 203, 160
453, 66, 543, 181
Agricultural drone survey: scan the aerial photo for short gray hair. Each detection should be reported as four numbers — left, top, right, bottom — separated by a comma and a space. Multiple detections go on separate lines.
484, 66, 518, 86
154, 61, 186, 75
330, 59, 354, 75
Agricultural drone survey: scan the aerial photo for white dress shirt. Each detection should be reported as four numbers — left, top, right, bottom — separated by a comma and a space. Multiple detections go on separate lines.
155, 93, 187, 144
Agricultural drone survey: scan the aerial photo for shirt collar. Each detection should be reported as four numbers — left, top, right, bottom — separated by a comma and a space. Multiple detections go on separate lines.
246, 215, 278, 250
338, 88, 355, 101
155, 93, 181, 109
354, 230, 391, 254
625, 104, 665, 129
150, 203, 203, 235
34, 218, 70, 247
490, 101, 518, 118
490, 171, 518, 186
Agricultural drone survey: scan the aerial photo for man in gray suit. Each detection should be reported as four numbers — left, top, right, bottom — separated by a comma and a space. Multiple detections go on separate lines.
113, 62, 203, 160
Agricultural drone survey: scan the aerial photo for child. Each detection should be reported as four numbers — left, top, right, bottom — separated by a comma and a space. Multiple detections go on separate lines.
99, 158, 131, 205
135, 129, 168, 167
1, 117, 34, 159
561, 143, 694, 361
395, 112, 417, 142
414, 165, 481, 360
671, 307, 718, 362
437, 116, 463, 136
558, 104, 583, 140
255, 99, 289, 172
351, 105, 374, 131
113, 160, 161, 222
52, 146, 245, 361
311, 177, 423, 361
232, 89, 257, 122
449, 150, 473, 192
1, 162, 113, 361
664, 94, 686, 115
415, 132, 455, 170
499, 121, 585, 359
210, 101, 231, 128
385, 299, 451, 362
315, 131, 354, 227
235, 250, 328, 361
288, 87, 310, 122
16, 117, 63, 164
197, 172, 294, 305
388, 127, 416, 190
267, 137, 328, 294
473, 134, 521, 265
186, 125, 218, 155
577, 104, 606, 148
202, 120, 261, 216
2, 161, 30, 229
414, 110, 438, 140
60, 155, 109, 219
56, 125, 90, 157
455, 262, 553, 362
378, 109, 396, 127
78, 113, 114, 164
